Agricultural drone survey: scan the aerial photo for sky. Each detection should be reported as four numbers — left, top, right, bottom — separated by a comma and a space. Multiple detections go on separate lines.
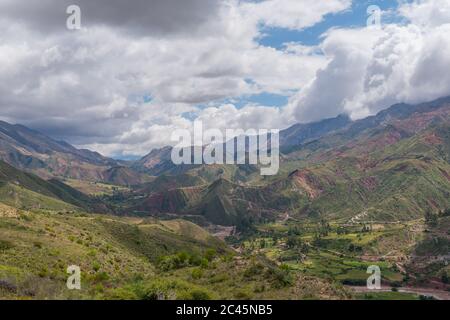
0, 0, 449, 158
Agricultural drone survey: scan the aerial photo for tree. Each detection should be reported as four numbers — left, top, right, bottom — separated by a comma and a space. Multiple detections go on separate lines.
442, 273, 449, 284
425, 211, 438, 227
286, 236, 298, 249
259, 239, 267, 249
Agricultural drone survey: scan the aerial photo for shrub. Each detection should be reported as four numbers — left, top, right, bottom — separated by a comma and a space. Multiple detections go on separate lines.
108, 287, 138, 300
234, 289, 252, 300
189, 289, 211, 300
243, 262, 264, 279
93, 272, 109, 282
265, 265, 294, 288
38, 267, 48, 278
138, 279, 180, 300
0, 280, 17, 293
442, 273, 449, 284
33, 242, 43, 249
188, 254, 202, 266
0, 240, 14, 251
199, 258, 209, 269
92, 262, 101, 272
204, 249, 217, 262
191, 268, 203, 280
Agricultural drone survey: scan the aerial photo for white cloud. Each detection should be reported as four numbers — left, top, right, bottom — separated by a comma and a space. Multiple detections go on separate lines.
2, 0, 449, 157
290, 0, 450, 122
0, 0, 340, 156
399, 0, 450, 27
241, 0, 351, 30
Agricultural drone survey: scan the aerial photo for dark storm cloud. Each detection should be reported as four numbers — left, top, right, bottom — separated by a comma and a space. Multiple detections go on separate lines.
0, 0, 222, 36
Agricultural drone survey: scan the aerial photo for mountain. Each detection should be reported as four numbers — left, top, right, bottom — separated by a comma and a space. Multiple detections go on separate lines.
0, 160, 106, 211
102, 166, 150, 186
2, 97, 450, 300
0, 121, 145, 185
280, 114, 351, 148
133, 146, 174, 175
132, 115, 351, 178
125, 97, 450, 227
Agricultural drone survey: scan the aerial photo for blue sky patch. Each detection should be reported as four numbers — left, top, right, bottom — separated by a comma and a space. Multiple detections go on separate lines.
258, 0, 401, 49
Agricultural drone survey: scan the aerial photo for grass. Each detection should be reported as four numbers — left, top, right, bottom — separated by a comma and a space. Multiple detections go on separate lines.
0, 206, 351, 300
241, 219, 410, 288
64, 179, 130, 196
0, 183, 77, 211
0, 208, 228, 299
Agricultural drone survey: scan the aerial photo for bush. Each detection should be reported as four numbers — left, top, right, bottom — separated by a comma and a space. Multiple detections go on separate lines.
92, 262, 101, 272
93, 271, 109, 282
191, 268, 203, 280
265, 265, 294, 288
243, 262, 264, 279
139, 280, 174, 300
138, 279, 212, 300
204, 249, 217, 262
189, 289, 211, 300
199, 258, 209, 269
0, 280, 17, 293
0, 240, 14, 251
38, 267, 48, 278
188, 254, 202, 266
108, 287, 138, 300
442, 273, 449, 284
158, 252, 204, 271
234, 289, 253, 300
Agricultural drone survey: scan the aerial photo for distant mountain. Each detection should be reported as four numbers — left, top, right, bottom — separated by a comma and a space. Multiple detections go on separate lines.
132, 114, 352, 179
102, 166, 150, 186
280, 114, 351, 148
0, 121, 145, 185
133, 146, 174, 175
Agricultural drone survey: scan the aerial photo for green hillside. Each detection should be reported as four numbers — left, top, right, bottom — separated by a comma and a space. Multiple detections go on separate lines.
0, 160, 102, 212
0, 208, 350, 300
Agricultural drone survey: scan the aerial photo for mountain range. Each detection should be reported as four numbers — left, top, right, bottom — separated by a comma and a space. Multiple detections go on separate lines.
1, 96, 450, 300
0, 121, 148, 186
121, 97, 450, 228
0, 96, 449, 228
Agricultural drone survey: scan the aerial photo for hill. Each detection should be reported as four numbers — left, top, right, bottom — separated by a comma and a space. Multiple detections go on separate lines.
0, 209, 350, 300
0, 121, 144, 185
0, 160, 104, 212
124, 97, 450, 226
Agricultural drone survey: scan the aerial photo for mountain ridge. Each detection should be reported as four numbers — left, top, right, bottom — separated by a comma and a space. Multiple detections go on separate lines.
124, 97, 450, 227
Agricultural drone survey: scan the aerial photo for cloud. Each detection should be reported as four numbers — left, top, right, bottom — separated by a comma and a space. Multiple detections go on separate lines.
290, 0, 450, 122
2, 0, 449, 157
287, 27, 382, 122
241, 0, 351, 30
0, 0, 222, 36
399, 0, 450, 27
0, 0, 340, 156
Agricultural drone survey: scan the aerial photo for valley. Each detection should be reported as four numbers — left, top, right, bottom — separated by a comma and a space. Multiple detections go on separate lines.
1, 97, 449, 300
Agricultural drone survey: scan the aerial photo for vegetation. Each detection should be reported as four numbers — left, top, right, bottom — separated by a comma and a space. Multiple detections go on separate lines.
1, 98, 450, 300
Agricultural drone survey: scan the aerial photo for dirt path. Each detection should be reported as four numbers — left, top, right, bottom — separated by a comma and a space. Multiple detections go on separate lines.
348, 286, 450, 300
